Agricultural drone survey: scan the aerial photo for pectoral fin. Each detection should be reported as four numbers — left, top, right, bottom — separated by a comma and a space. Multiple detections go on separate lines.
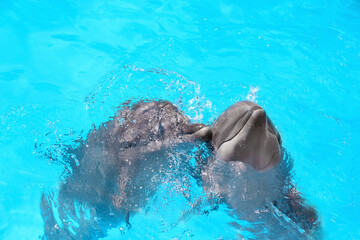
192, 126, 212, 141
183, 124, 213, 142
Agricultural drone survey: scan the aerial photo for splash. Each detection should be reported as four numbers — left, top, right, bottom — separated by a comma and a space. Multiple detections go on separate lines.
84, 65, 213, 126
246, 86, 259, 102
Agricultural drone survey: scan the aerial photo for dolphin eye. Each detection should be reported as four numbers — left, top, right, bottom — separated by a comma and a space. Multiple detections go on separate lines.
267, 126, 275, 134
277, 132, 282, 145
267, 126, 281, 144
266, 116, 282, 145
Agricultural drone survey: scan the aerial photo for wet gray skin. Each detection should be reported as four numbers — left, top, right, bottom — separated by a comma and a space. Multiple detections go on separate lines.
194, 101, 282, 171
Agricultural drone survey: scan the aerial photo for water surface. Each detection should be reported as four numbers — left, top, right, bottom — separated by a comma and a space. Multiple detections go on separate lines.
1, 0, 360, 239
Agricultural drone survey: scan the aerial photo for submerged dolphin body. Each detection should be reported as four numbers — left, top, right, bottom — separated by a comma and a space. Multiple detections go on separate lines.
41, 100, 319, 239
41, 100, 207, 239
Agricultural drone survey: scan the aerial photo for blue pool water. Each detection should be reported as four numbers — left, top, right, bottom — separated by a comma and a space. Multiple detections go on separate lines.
1, 0, 360, 239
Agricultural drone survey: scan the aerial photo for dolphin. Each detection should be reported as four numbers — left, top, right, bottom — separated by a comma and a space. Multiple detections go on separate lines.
40, 100, 208, 239
193, 101, 319, 235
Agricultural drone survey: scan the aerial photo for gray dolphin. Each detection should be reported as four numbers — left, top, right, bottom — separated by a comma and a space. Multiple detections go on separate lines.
192, 101, 319, 235
41, 100, 208, 239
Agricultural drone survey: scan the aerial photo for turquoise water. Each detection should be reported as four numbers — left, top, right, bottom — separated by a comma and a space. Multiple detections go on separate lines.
1, 0, 360, 239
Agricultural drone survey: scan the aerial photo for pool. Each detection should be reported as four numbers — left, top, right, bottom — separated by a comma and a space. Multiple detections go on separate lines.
0, 0, 359, 239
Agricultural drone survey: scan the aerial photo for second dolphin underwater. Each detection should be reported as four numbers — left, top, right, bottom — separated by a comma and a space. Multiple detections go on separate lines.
41, 100, 319, 239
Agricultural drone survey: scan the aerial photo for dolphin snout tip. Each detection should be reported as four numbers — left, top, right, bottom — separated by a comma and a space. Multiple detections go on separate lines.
249, 107, 267, 126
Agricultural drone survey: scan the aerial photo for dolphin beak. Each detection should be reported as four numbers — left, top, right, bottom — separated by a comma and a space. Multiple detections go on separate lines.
230, 105, 265, 140
249, 107, 267, 128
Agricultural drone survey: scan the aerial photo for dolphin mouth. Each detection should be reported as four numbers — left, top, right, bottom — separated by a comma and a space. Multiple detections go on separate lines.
218, 105, 263, 149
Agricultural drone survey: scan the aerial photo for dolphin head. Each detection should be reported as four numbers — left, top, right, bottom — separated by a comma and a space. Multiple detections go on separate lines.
210, 101, 282, 171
